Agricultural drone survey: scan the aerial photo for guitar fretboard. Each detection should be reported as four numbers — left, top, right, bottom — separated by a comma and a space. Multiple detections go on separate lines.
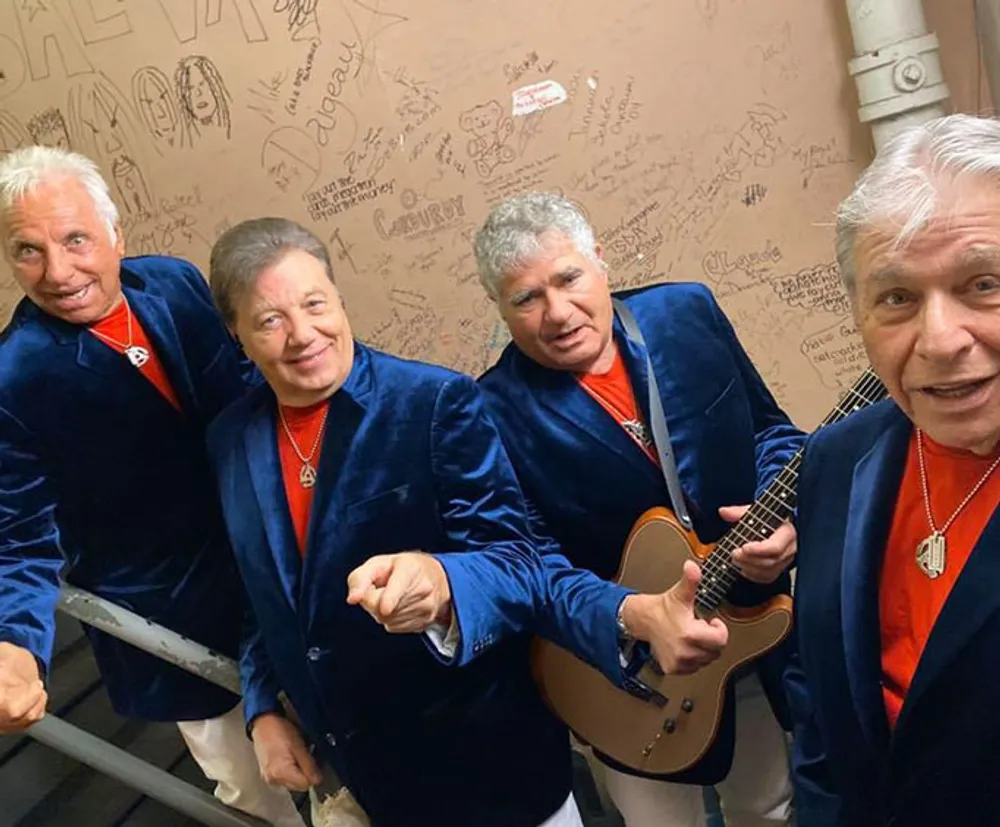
694, 367, 888, 614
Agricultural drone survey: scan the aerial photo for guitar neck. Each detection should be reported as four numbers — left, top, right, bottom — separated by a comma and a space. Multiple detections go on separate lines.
694, 367, 888, 614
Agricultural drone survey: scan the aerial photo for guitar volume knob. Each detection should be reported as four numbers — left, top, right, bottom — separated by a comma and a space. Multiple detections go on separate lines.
681, 698, 694, 713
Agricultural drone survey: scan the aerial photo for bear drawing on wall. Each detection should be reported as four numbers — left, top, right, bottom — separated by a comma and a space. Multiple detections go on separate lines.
459, 100, 516, 178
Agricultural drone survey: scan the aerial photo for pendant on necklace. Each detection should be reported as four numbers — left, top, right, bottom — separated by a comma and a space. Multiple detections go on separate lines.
124, 345, 150, 368
299, 462, 318, 489
916, 530, 947, 579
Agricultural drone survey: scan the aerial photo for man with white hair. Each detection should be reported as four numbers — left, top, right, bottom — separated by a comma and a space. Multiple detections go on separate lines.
473, 192, 804, 827
788, 113, 1000, 826
0, 146, 304, 826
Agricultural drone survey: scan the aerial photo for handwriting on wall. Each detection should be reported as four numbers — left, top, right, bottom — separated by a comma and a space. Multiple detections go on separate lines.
0, 0, 883, 428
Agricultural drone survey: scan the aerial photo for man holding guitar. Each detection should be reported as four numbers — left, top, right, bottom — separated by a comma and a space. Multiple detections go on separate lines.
789, 114, 1000, 826
474, 192, 804, 827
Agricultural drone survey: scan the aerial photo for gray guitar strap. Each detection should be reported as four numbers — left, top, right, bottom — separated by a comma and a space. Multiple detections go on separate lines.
612, 298, 693, 531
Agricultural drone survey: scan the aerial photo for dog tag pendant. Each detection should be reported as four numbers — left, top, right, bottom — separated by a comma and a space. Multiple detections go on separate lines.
916, 531, 946, 579
124, 345, 150, 368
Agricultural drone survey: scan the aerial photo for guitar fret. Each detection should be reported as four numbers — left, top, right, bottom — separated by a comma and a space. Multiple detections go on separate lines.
694, 367, 888, 613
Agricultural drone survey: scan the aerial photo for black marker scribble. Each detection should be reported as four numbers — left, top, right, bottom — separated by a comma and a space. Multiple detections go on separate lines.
14, 0, 94, 80
459, 101, 515, 178
0, 36, 27, 102
176, 55, 232, 142
0, 111, 30, 157
261, 126, 320, 194
273, 0, 320, 40
133, 66, 183, 152
112, 155, 154, 220
27, 107, 71, 150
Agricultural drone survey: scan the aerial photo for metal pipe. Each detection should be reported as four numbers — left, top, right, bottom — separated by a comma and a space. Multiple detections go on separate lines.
57, 584, 241, 694
29, 715, 268, 827
844, 0, 951, 149
975, 0, 1000, 116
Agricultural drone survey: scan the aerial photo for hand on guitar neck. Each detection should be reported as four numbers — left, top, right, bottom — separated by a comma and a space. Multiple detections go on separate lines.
721, 504, 798, 584
619, 560, 730, 675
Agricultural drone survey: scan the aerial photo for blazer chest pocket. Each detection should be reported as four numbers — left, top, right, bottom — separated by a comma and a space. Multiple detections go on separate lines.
345, 484, 413, 526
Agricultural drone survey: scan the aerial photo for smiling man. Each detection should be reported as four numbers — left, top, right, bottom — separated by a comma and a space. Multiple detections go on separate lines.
204, 216, 642, 827
787, 113, 1000, 826
0, 146, 304, 827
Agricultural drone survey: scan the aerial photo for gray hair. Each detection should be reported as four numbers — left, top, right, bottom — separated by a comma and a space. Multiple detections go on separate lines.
0, 146, 119, 244
836, 113, 1000, 292
473, 192, 599, 298
209, 216, 334, 325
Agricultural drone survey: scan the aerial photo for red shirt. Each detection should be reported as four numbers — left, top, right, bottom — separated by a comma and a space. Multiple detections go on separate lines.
88, 299, 181, 411
577, 348, 657, 464
277, 400, 329, 557
880, 431, 1000, 728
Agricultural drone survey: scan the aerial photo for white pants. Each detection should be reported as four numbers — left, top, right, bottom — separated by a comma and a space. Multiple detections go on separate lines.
602, 673, 794, 827
541, 793, 585, 827
177, 701, 307, 827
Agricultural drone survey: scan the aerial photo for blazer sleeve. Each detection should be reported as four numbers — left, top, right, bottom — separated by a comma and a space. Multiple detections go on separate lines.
0, 405, 66, 672
238, 604, 285, 732
427, 375, 627, 679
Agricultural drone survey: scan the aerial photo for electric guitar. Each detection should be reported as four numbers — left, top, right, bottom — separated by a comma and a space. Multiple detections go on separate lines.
531, 368, 888, 774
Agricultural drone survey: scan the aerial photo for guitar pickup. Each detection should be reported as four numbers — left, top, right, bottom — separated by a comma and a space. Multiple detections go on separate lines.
623, 675, 668, 708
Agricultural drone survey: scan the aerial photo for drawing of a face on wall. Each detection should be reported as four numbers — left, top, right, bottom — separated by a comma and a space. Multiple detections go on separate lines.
68, 74, 143, 168
133, 67, 182, 151
0, 111, 29, 157
68, 74, 155, 221
27, 108, 71, 150
175, 56, 231, 142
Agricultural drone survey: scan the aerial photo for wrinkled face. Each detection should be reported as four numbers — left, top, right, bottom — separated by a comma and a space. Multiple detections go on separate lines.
497, 232, 615, 373
233, 248, 354, 407
2, 177, 124, 324
853, 177, 1000, 455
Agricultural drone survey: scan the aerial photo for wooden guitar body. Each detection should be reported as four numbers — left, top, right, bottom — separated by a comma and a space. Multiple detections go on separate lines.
532, 507, 792, 775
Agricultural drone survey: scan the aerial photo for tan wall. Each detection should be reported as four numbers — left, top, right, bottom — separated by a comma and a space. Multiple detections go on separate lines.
0, 0, 986, 428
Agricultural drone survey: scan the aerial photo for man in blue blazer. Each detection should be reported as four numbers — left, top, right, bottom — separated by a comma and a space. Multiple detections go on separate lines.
788, 114, 1000, 826
474, 193, 805, 827
0, 147, 303, 826
205, 217, 637, 827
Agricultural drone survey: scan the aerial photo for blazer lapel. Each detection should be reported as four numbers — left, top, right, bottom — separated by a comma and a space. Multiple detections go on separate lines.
125, 282, 198, 415
299, 345, 371, 602
244, 394, 302, 611
899, 502, 1000, 727
522, 338, 664, 487
840, 408, 911, 756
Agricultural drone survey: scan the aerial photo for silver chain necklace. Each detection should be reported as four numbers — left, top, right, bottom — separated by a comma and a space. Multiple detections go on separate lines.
914, 430, 1000, 579
278, 402, 329, 489
88, 297, 150, 368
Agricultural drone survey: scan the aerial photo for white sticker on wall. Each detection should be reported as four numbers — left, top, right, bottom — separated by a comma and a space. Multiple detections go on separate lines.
512, 80, 568, 117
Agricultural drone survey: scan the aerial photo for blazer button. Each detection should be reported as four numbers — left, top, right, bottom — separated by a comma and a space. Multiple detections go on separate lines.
325, 732, 337, 747
307, 647, 322, 661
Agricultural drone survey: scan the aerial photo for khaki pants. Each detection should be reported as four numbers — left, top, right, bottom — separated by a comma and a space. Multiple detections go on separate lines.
177, 701, 307, 827
602, 673, 794, 827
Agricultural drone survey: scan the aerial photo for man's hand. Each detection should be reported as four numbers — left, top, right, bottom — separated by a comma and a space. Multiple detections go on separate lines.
721, 504, 797, 584
346, 551, 452, 633
620, 560, 729, 675
250, 713, 323, 792
0, 642, 46, 734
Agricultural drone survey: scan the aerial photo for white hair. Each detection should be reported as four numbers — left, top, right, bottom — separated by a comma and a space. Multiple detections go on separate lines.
0, 146, 119, 244
473, 192, 599, 298
836, 114, 1000, 292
